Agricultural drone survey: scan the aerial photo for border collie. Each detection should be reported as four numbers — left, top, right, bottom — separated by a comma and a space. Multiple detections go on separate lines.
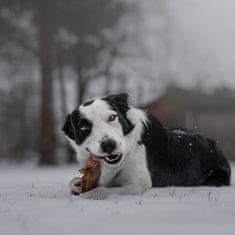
62, 93, 231, 199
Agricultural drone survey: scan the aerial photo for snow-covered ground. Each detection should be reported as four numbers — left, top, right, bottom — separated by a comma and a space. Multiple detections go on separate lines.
0, 164, 234, 235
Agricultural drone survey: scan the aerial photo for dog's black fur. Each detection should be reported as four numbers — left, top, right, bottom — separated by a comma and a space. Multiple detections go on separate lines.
62, 110, 92, 145
142, 112, 231, 186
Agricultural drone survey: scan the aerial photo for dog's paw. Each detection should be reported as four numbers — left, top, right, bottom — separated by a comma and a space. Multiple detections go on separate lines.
80, 187, 108, 200
69, 177, 82, 195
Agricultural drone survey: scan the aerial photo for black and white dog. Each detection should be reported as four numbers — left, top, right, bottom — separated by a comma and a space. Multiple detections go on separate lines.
62, 93, 231, 199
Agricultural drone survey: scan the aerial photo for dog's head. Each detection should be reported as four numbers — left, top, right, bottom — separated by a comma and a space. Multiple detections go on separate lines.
62, 93, 135, 166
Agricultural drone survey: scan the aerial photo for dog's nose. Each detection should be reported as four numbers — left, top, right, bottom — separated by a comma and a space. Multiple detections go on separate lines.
101, 139, 117, 154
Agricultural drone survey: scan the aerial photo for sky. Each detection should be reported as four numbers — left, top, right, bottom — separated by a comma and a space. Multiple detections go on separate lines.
168, 0, 235, 89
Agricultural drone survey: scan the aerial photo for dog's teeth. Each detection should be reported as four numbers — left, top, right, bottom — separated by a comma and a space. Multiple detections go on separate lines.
104, 154, 122, 164
105, 156, 118, 162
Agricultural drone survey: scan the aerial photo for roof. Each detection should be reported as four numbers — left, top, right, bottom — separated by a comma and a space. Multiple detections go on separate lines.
145, 86, 235, 114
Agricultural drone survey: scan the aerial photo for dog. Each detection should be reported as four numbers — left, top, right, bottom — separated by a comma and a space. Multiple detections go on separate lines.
62, 93, 231, 199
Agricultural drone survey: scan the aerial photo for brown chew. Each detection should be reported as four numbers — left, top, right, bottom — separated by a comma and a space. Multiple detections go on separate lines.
79, 155, 101, 193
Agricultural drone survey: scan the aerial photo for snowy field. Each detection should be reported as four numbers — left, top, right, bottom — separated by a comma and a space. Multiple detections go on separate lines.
0, 164, 234, 235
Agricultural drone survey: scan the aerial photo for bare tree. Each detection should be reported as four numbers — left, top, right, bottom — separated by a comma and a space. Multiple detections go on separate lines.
0, 0, 127, 164
36, 1, 56, 165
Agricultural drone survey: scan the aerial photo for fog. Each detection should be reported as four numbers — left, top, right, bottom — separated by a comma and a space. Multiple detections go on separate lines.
0, 0, 234, 164
169, 0, 235, 89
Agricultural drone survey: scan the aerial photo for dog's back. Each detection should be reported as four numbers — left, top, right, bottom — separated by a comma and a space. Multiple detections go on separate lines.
142, 113, 231, 186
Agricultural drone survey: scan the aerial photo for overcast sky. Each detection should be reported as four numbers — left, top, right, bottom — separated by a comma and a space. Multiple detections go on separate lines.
168, 0, 235, 89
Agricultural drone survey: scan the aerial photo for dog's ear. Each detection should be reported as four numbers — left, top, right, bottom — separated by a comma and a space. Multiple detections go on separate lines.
103, 93, 130, 114
62, 114, 75, 141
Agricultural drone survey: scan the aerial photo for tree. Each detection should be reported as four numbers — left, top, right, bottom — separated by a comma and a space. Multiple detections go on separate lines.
0, 0, 57, 165
55, 0, 127, 163
36, 1, 57, 165
0, 0, 127, 164
60, 0, 126, 104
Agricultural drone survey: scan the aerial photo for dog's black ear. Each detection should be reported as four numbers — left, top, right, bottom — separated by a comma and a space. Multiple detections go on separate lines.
103, 93, 130, 114
62, 114, 75, 140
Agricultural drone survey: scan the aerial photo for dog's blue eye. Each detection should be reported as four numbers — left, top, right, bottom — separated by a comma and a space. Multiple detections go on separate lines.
108, 114, 117, 122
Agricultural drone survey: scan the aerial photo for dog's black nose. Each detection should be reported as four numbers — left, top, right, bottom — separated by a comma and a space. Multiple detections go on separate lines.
101, 139, 117, 154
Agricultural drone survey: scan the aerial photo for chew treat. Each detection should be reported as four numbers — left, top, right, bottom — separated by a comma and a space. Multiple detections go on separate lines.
80, 155, 101, 192
70, 155, 101, 195
70, 177, 83, 195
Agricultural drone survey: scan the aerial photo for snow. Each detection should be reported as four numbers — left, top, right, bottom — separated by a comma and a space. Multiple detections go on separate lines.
0, 164, 234, 235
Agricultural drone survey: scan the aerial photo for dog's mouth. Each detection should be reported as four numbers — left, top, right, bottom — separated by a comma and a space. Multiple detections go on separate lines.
86, 148, 123, 165
103, 153, 122, 164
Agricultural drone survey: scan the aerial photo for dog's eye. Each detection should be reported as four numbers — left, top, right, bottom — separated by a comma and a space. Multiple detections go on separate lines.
80, 126, 90, 132
108, 114, 117, 122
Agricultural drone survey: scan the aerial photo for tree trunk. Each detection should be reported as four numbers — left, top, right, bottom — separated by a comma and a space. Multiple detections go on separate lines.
77, 67, 88, 105
18, 84, 30, 159
57, 50, 67, 118
57, 50, 77, 164
37, 2, 56, 165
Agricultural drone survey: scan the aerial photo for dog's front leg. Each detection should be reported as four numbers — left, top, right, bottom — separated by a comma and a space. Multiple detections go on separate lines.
80, 147, 152, 200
